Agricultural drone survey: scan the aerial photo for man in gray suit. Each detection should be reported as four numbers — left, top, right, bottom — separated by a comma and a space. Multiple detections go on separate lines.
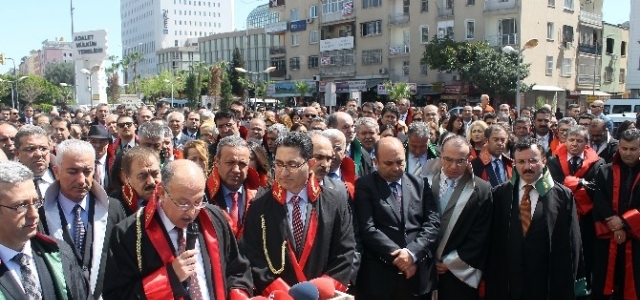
167, 111, 192, 150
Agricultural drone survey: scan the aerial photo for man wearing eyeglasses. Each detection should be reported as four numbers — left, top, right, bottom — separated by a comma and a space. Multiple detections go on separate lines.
109, 115, 138, 158
167, 112, 192, 150
548, 117, 577, 157
240, 132, 355, 297
424, 135, 492, 300
39, 139, 126, 298
301, 106, 319, 129
485, 137, 584, 300
138, 122, 182, 165
0, 123, 17, 161
590, 100, 614, 134
104, 159, 253, 299
354, 136, 439, 299
0, 161, 90, 300
207, 110, 247, 170
15, 125, 55, 199
321, 129, 357, 189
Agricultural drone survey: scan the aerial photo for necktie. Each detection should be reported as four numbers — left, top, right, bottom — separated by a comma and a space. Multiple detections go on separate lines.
176, 227, 204, 299
570, 156, 581, 175
290, 196, 304, 254
412, 156, 422, 175
173, 137, 179, 147
439, 179, 455, 215
229, 192, 239, 225
33, 178, 42, 200
493, 159, 503, 183
94, 160, 103, 186
123, 144, 132, 152
12, 253, 42, 300
520, 184, 534, 236
73, 205, 86, 253
390, 182, 403, 216
328, 172, 339, 179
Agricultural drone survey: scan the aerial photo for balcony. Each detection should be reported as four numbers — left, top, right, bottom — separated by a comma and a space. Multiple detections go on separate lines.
321, 10, 356, 24
271, 69, 286, 77
437, 7, 453, 18
485, 34, 518, 47
579, 11, 603, 27
578, 43, 598, 55
389, 45, 410, 57
269, 46, 286, 56
320, 65, 356, 77
484, 0, 518, 12
388, 13, 410, 26
577, 74, 601, 87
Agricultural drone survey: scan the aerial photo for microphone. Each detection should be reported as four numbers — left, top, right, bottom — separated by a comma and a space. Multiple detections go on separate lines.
288, 282, 319, 300
270, 290, 293, 300
186, 222, 199, 251
309, 278, 335, 300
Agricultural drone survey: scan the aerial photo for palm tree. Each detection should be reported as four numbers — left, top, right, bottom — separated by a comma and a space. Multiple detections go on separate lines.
127, 51, 144, 94
120, 56, 130, 86
294, 81, 309, 106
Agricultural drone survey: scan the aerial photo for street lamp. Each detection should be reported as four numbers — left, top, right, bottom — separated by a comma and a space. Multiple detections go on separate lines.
163, 78, 179, 107
502, 38, 539, 116
0, 76, 28, 109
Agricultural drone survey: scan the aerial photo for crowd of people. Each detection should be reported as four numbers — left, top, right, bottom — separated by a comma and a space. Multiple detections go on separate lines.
0, 94, 638, 300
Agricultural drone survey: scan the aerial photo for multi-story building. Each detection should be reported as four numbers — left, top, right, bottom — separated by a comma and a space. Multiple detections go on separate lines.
39, 38, 74, 76
628, 0, 640, 97
267, 0, 583, 108
120, 0, 234, 78
18, 50, 41, 76
156, 38, 201, 73
599, 22, 629, 97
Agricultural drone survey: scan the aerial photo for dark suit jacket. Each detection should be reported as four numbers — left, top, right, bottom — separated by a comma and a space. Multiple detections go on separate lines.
354, 172, 440, 297
0, 234, 89, 300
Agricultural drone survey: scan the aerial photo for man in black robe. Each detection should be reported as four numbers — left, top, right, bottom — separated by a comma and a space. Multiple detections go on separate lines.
240, 132, 356, 297
103, 160, 253, 300
485, 137, 584, 300
427, 135, 492, 299
592, 128, 640, 299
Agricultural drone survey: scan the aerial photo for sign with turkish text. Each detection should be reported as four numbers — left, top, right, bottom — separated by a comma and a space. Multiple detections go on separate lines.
73, 29, 108, 60
320, 36, 354, 52
265, 21, 288, 34
289, 20, 307, 32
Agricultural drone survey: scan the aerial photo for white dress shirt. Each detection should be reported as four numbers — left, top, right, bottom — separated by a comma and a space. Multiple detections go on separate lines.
96, 154, 107, 187
567, 152, 585, 163
518, 177, 541, 218
0, 241, 41, 293
157, 205, 210, 299
535, 133, 551, 151
36, 169, 55, 197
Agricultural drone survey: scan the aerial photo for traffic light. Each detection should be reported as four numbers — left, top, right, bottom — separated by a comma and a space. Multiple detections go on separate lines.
0, 53, 4, 65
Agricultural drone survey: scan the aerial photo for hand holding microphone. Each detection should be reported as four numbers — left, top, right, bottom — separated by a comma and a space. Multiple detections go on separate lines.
171, 223, 200, 282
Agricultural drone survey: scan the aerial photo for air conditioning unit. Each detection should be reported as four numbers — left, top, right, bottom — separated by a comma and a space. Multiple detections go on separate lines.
313, 75, 321, 81
379, 68, 388, 75
564, 41, 573, 48
307, 18, 314, 24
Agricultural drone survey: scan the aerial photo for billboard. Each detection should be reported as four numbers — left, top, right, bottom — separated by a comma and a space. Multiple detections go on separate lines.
73, 29, 109, 60
320, 36, 354, 52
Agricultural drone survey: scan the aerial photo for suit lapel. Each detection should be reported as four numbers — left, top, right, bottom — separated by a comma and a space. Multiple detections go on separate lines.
197, 225, 215, 295
542, 189, 559, 248
401, 175, 414, 222
485, 163, 500, 187
378, 175, 401, 223
0, 263, 25, 300
32, 248, 56, 298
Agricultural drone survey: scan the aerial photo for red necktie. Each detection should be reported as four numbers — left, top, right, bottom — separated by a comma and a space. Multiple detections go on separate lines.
291, 195, 304, 254
229, 192, 239, 225
176, 227, 203, 300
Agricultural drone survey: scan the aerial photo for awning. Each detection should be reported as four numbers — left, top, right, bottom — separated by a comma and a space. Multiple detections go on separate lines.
580, 90, 611, 96
531, 85, 565, 92
366, 78, 385, 89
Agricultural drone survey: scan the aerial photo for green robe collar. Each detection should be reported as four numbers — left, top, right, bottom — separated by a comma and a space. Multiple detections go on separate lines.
351, 139, 363, 176
509, 166, 555, 197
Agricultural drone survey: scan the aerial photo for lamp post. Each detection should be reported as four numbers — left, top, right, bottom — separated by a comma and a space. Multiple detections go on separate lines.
163, 79, 177, 107
502, 38, 539, 116
235, 66, 277, 110
0, 76, 28, 109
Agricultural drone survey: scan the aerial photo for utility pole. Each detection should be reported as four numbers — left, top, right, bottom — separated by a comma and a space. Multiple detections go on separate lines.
70, 0, 77, 103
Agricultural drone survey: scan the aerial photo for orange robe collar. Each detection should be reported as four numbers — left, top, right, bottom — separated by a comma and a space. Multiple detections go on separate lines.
272, 173, 321, 205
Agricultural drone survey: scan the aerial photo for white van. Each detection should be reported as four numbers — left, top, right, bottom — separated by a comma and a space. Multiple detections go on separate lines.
603, 99, 640, 115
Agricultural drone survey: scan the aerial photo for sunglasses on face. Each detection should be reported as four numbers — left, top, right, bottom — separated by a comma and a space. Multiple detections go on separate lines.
305, 114, 317, 118
117, 122, 134, 128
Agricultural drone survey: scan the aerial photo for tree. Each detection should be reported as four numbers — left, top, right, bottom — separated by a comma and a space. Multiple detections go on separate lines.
220, 66, 234, 110
43, 62, 75, 86
107, 72, 121, 104
466, 45, 531, 97
185, 73, 200, 109
17, 76, 45, 105
127, 51, 144, 93
120, 56, 130, 87
229, 47, 246, 98
294, 81, 310, 106
383, 81, 411, 101
208, 63, 223, 109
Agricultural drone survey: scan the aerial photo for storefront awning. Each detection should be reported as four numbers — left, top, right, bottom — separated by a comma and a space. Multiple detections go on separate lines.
580, 90, 611, 96
531, 85, 565, 92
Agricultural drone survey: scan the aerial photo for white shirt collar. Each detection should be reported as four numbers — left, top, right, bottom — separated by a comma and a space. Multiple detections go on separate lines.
567, 152, 585, 162
439, 169, 463, 185
58, 192, 89, 214
157, 201, 180, 231
0, 239, 32, 261
518, 176, 542, 191
286, 187, 308, 204
39, 169, 55, 184
98, 154, 107, 165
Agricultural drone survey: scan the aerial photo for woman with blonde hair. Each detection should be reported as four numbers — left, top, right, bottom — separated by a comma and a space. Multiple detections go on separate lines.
183, 140, 210, 175
467, 120, 488, 160
279, 113, 293, 129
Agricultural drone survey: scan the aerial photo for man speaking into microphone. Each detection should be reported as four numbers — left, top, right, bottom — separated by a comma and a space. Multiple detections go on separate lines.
103, 159, 253, 299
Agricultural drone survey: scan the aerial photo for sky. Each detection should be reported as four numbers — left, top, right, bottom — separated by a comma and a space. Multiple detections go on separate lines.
0, 0, 629, 74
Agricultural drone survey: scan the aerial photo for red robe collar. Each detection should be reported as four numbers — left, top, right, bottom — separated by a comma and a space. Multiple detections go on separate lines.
122, 183, 141, 214
477, 145, 514, 179
271, 173, 321, 205
555, 144, 600, 178
339, 157, 357, 199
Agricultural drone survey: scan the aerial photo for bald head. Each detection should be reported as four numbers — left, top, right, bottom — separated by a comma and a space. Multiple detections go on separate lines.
310, 133, 333, 180
162, 159, 206, 191
0, 123, 17, 160
374, 137, 405, 182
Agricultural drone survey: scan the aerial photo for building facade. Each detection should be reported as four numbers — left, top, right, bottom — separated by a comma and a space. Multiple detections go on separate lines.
156, 40, 201, 73
120, 0, 234, 78
18, 50, 42, 76
265, 0, 590, 108
599, 22, 629, 97
628, 0, 640, 97
39, 38, 74, 76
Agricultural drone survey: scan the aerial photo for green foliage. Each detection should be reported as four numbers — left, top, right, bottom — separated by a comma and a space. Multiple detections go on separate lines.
536, 96, 548, 109
229, 47, 246, 98
294, 81, 310, 104
43, 62, 75, 86
220, 66, 233, 110
138, 70, 183, 101
185, 73, 200, 109
107, 73, 121, 104
382, 81, 411, 101
127, 51, 144, 93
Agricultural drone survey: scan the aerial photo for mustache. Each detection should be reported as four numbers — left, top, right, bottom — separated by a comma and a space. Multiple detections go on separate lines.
522, 170, 535, 174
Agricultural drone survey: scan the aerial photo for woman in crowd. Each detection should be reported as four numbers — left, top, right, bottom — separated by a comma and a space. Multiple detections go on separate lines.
446, 113, 466, 136
468, 120, 489, 160
290, 123, 307, 133
183, 140, 210, 175
379, 124, 397, 138
614, 120, 635, 140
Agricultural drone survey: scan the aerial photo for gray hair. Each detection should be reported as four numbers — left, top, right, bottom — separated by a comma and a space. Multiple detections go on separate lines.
322, 129, 346, 147
355, 117, 378, 132
166, 111, 185, 123
441, 134, 472, 156
566, 125, 589, 140
407, 122, 431, 139
0, 161, 33, 185
55, 139, 95, 167
15, 125, 50, 150
558, 117, 577, 127
514, 117, 531, 125
310, 116, 326, 124
200, 110, 214, 121
267, 123, 288, 135
497, 112, 510, 123
216, 136, 249, 157
139, 122, 172, 140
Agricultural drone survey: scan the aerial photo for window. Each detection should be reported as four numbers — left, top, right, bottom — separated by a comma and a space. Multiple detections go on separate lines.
291, 8, 299, 21
403, 61, 410, 75
322, 0, 345, 14
465, 20, 475, 39
622, 41, 627, 56
545, 56, 553, 76
548, 0, 555, 6
361, 20, 382, 36
547, 22, 554, 40
606, 38, 614, 54
620, 69, 626, 83
466, 0, 475, 4
363, 0, 382, 8
403, 0, 410, 13
308, 55, 319, 68
421, 0, 428, 12
362, 49, 382, 65
291, 33, 299, 46
420, 62, 428, 75
271, 57, 286, 71
561, 58, 572, 76
420, 25, 430, 44
310, 30, 319, 43
290, 57, 300, 70
437, 20, 454, 39
564, 0, 573, 10
604, 67, 613, 82
445, 0, 453, 9
310, 5, 318, 18
562, 25, 574, 42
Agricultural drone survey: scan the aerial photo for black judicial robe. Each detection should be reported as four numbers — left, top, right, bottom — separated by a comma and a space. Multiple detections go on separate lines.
103, 198, 253, 300
485, 176, 583, 300
239, 176, 356, 296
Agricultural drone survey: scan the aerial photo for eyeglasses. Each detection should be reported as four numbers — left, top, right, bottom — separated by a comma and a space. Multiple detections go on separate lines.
163, 185, 206, 211
216, 122, 236, 129
304, 114, 317, 118
0, 198, 43, 214
117, 122, 134, 128
273, 161, 307, 172
441, 156, 468, 166
21, 146, 50, 154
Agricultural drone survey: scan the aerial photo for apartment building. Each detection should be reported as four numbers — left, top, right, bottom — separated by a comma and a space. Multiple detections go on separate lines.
267, 0, 583, 108
598, 22, 629, 97
628, 0, 640, 97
